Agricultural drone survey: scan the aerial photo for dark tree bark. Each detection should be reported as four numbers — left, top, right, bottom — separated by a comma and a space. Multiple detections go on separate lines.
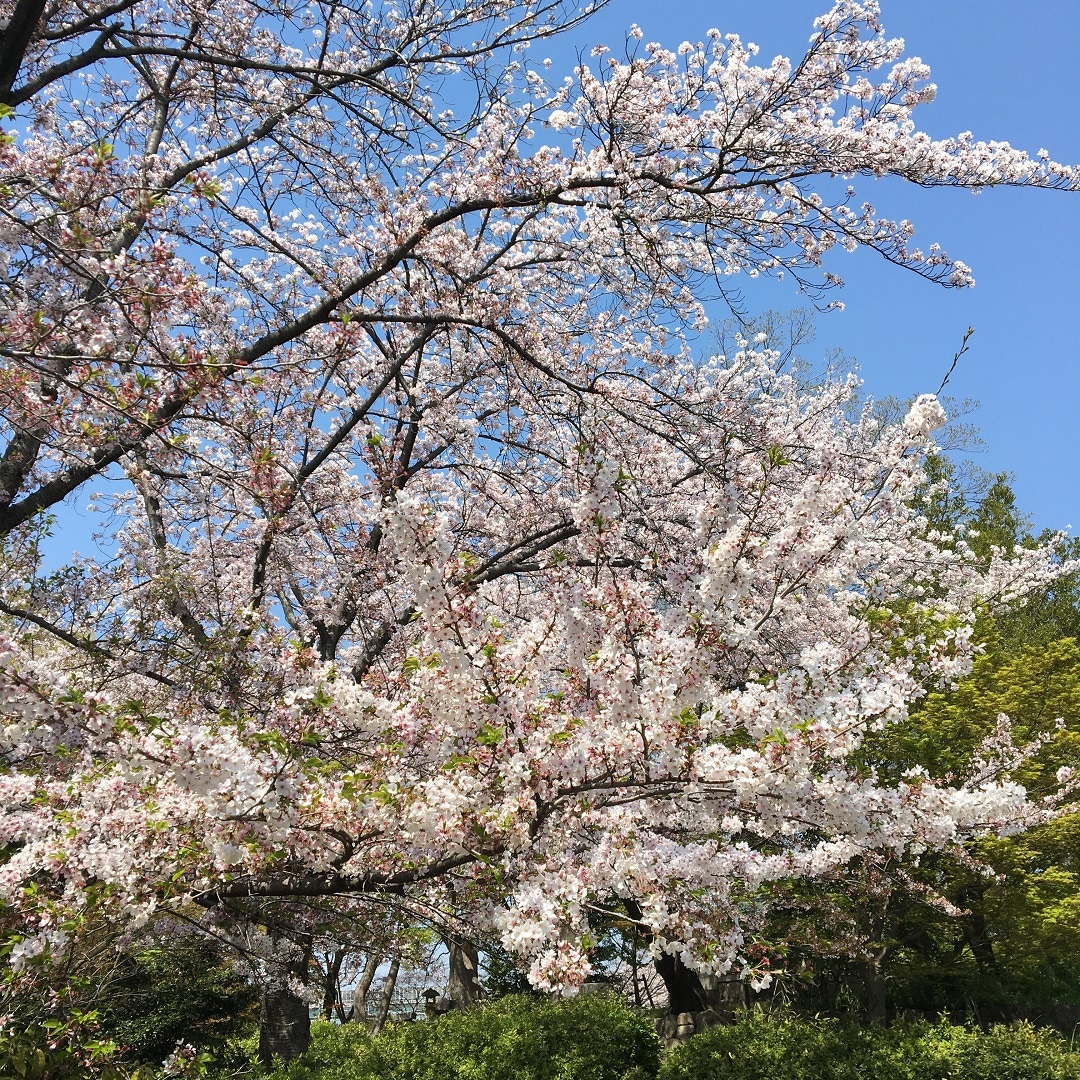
258, 934, 312, 1065
654, 951, 724, 1014
258, 989, 311, 1066
623, 898, 724, 1016
864, 949, 888, 1027
447, 938, 482, 1008
857, 882, 893, 1025
956, 885, 1000, 974
0, 0, 47, 103
321, 949, 345, 1020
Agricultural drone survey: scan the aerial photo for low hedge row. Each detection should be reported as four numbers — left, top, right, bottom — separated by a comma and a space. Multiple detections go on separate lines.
262, 998, 1080, 1080
265, 994, 660, 1080
659, 1011, 1080, 1080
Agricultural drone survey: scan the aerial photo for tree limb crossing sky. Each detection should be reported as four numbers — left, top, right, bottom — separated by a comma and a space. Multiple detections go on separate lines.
555, 0, 1080, 533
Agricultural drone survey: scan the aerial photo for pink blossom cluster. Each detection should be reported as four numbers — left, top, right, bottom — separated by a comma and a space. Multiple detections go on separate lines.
0, 0, 1077, 992
1, 348, 1071, 986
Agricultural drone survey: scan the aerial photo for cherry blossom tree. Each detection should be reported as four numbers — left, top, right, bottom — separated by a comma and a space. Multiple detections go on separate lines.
1, 0, 1078, 1059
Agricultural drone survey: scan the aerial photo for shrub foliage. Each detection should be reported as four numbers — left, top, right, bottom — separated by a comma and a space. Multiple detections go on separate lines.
266, 994, 660, 1080
658, 1012, 1080, 1080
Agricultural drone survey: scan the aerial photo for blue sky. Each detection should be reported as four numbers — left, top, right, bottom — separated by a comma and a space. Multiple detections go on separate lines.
548, 0, 1080, 533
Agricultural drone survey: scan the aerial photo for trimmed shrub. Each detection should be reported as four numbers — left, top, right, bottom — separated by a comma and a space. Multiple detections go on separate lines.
952, 1022, 1080, 1080
658, 1013, 1080, 1080
260, 1002, 1080, 1080
657, 1012, 856, 1080
268, 994, 660, 1080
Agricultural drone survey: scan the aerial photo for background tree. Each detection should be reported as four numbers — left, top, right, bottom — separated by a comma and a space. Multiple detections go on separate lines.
756, 467, 1080, 1024
93, 934, 259, 1068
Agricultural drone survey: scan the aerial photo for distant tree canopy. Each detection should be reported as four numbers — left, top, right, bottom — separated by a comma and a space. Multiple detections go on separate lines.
762, 462, 1080, 1019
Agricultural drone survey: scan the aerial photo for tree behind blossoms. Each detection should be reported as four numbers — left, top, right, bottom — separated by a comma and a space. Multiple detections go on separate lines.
0, 0, 1078, 1061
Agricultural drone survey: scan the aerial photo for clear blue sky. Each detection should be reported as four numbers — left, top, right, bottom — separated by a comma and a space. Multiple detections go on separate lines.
550, 0, 1080, 533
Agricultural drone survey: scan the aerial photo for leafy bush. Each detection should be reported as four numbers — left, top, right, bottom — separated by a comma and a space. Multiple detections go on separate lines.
950, 1022, 1080, 1080
0, 1019, 156, 1080
94, 938, 259, 1066
269, 993, 660, 1080
658, 1012, 1080, 1080
657, 1012, 854, 1080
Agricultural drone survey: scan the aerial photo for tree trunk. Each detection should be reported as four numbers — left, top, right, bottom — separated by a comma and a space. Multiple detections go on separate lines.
861, 895, 892, 1026
258, 988, 311, 1066
630, 926, 642, 1009
258, 933, 312, 1065
448, 938, 482, 1008
654, 950, 722, 1015
642, 966, 657, 1010
957, 889, 999, 974
369, 956, 400, 1035
348, 951, 380, 1023
322, 950, 345, 1020
864, 950, 887, 1026
623, 897, 723, 1017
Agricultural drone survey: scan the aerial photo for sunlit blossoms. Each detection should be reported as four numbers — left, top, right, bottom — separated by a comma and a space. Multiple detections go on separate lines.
0, 0, 1077, 1013
903, 394, 948, 437
0, 350, 1070, 989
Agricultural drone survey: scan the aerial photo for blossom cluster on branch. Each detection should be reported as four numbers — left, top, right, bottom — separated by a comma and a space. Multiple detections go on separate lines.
0, 0, 1076, 995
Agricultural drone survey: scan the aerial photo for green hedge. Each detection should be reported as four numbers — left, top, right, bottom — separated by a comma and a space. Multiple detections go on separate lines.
658, 1012, 1080, 1080
267, 994, 660, 1080
256, 1001, 1080, 1080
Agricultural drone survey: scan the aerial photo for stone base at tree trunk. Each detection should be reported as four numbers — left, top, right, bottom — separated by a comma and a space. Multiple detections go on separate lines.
655, 1009, 729, 1048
